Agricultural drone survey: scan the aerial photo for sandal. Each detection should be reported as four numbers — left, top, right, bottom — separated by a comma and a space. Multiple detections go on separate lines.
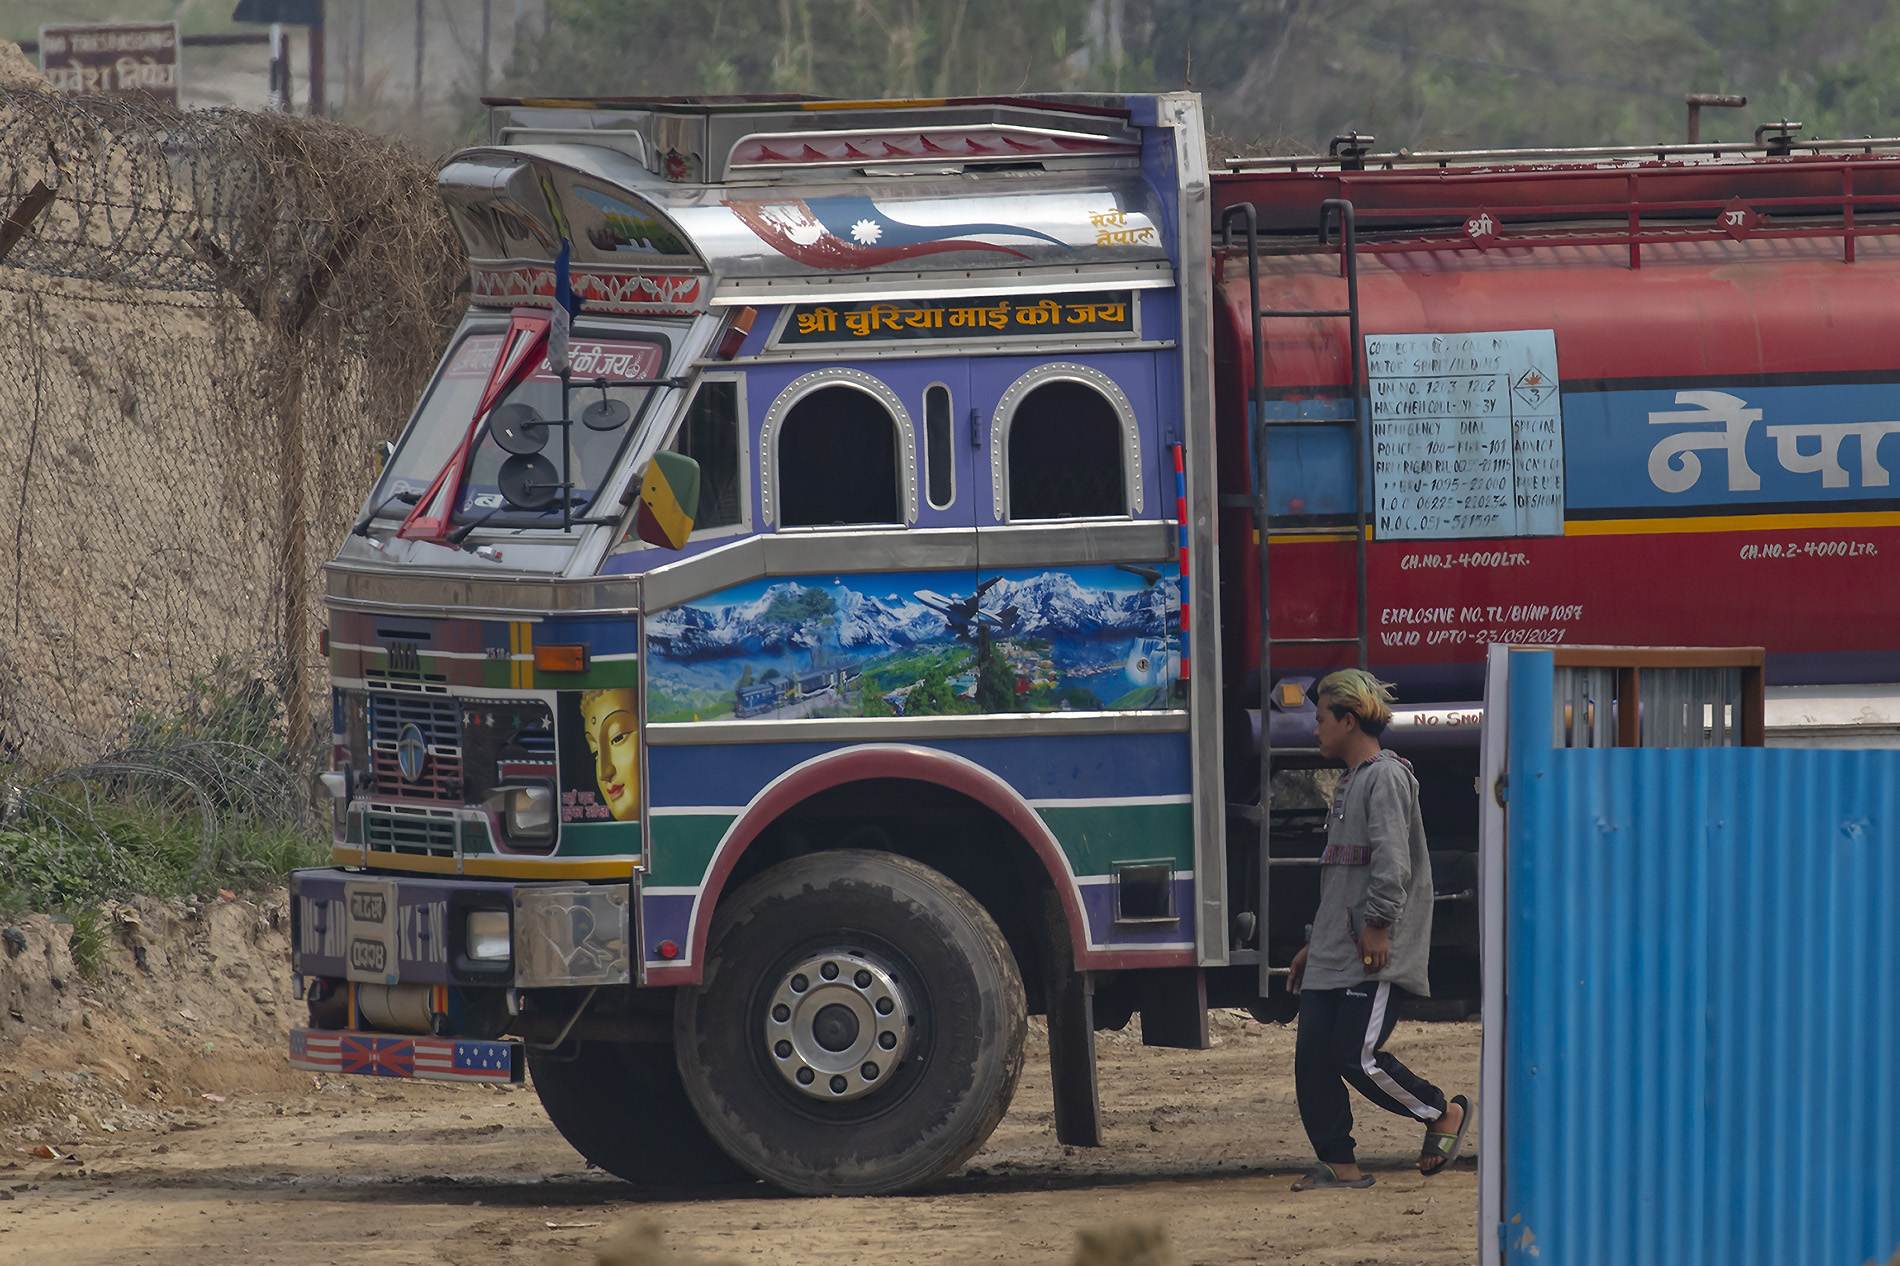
1420, 1094, 1473, 1176
1291, 1163, 1375, 1191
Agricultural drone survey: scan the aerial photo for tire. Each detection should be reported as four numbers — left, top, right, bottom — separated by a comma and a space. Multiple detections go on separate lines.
527, 1039, 747, 1186
674, 850, 1027, 1195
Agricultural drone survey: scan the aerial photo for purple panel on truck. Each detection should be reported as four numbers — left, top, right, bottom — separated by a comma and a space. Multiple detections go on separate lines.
640, 890, 693, 964
1077, 876, 1198, 951
291, 870, 504, 985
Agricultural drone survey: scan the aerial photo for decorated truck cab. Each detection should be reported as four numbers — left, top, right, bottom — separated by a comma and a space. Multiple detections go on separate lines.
294, 93, 1218, 1193
293, 93, 1900, 1194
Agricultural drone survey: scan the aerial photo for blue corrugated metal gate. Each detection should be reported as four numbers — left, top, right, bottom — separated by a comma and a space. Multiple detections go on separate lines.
1496, 649, 1899, 1266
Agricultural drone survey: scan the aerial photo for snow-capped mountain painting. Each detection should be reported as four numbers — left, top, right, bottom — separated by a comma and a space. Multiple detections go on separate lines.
981, 570, 1177, 638
645, 582, 945, 663
644, 564, 1183, 723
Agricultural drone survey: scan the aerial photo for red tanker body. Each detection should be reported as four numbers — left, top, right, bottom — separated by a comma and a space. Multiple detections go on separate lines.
1211, 151, 1900, 706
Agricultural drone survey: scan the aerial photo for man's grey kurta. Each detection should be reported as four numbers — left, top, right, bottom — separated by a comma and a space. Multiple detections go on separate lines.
1303, 749, 1435, 995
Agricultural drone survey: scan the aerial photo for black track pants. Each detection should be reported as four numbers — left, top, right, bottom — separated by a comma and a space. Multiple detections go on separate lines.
1295, 982, 1448, 1165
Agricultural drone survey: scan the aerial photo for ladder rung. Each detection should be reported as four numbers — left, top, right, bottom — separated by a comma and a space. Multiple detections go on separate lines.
1271, 636, 1362, 647
1259, 308, 1352, 318
1259, 416, 1359, 429
1267, 856, 1324, 867
1262, 965, 1292, 977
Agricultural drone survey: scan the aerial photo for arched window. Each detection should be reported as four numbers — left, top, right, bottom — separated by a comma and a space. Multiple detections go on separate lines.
778, 387, 897, 526
763, 370, 916, 528
992, 364, 1141, 521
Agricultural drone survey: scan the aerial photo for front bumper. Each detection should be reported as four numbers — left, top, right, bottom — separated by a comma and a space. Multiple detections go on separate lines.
288, 1028, 523, 1083
288, 867, 634, 1085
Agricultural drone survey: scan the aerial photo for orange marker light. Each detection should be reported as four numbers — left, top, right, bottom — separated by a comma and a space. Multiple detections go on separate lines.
715, 306, 758, 360
533, 644, 590, 674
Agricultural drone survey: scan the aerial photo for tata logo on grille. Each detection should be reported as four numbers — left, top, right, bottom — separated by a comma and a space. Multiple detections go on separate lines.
386, 640, 421, 673
396, 723, 428, 782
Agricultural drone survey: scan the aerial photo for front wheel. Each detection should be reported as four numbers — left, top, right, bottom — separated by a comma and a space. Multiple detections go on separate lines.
527, 1039, 746, 1186
674, 850, 1027, 1195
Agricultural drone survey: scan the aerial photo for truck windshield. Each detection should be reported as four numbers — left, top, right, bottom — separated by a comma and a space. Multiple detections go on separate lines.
370, 328, 669, 526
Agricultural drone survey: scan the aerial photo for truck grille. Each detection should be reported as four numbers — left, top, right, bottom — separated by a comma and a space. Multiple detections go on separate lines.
369, 690, 464, 802
364, 807, 459, 857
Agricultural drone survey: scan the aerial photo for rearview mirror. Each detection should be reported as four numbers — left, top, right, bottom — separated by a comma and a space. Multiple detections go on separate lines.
631, 451, 700, 550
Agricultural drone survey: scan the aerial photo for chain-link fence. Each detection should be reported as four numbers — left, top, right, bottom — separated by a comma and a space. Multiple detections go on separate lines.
0, 83, 465, 770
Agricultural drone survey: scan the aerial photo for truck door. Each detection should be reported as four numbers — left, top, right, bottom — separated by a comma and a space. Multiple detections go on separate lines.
885, 360, 985, 716
968, 344, 1197, 920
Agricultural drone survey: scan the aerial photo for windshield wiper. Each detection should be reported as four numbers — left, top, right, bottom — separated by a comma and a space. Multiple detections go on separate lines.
349, 489, 420, 537
446, 495, 593, 548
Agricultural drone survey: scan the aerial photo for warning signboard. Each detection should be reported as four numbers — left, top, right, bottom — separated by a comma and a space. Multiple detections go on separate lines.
38, 23, 180, 106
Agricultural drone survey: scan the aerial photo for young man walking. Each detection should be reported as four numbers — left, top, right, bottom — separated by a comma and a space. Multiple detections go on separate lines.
1287, 668, 1471, 1191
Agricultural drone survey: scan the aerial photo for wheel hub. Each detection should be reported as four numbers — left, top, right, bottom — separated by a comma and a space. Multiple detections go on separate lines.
765, 950, 911, 1101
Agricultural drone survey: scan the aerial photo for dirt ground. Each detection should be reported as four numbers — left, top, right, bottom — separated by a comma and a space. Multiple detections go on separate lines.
0, 893, 1480, 1265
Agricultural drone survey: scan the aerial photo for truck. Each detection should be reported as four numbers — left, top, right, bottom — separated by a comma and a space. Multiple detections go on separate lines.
290, 92, 1900, 1194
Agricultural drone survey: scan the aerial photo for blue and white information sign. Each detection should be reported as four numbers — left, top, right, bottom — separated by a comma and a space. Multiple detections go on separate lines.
1365, 329, 1564, 540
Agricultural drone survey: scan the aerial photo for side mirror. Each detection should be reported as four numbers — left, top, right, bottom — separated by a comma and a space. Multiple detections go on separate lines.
631, 451, 700, 549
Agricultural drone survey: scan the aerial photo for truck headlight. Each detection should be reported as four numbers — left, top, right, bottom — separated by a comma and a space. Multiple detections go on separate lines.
484, 782, 555, 845
466, 910, 511, 961
506, 786, 554, 839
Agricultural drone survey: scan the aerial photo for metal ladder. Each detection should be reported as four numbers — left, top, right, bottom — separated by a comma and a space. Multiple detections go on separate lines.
1218, 198, 1371, 998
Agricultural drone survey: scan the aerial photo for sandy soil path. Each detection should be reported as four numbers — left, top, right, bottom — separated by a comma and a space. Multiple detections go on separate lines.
0, 1007, 1480, 1266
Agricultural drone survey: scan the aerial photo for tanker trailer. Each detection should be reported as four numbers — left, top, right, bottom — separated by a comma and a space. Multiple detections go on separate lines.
1211, 134, 1900, 1004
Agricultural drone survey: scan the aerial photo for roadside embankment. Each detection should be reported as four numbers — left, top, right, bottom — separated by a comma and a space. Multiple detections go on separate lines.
0, 889, 307, 1152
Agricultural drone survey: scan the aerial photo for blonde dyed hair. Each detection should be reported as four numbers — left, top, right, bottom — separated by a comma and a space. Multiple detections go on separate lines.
1313, 668, 1397, 729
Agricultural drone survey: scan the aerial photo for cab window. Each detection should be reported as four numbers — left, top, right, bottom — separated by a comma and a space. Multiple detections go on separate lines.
673, 378, 745, 532
1007, 380, 1125, 519
778, 385, 901, 527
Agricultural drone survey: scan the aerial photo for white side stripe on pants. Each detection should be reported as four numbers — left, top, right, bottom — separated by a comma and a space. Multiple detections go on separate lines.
1360, 981, 1438, 1120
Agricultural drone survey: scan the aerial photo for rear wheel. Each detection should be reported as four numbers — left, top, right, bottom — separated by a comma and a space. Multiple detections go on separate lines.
675, 850, 1026, 1195
527, 1039, 746, 1186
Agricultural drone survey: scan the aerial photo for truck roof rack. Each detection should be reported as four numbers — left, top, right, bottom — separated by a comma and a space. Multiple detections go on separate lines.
1220, 132, 1900, 173
1215, 139, 1900, 267
479, 92, 1134, 118
477, 93, 1144, 184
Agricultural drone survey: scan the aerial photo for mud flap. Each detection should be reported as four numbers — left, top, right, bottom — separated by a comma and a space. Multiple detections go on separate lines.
1042, 888, 1102, 1147
1139, 966, 1209, 1050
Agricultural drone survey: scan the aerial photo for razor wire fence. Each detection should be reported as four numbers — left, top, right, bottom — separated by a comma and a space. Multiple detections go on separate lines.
0, 83, 464, 790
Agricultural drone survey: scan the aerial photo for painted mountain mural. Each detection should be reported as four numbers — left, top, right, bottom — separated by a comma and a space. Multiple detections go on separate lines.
644, 564, 1183, 723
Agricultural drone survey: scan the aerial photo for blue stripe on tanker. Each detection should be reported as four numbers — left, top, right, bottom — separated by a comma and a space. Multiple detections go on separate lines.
1261, 382, 1900, 517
